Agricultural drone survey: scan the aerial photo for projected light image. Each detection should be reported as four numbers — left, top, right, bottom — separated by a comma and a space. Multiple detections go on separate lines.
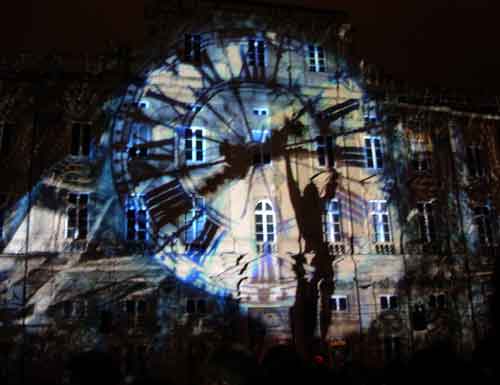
0, 3, 497, 381
110, 30, 367, 307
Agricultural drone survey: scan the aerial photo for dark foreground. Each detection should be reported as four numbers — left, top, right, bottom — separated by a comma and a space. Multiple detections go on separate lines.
1, 340, 499, 385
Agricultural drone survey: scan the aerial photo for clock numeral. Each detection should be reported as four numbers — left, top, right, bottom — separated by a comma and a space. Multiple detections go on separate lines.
128, 137, 176, 161
144, 180, 192, 230
318, 98, 359, 121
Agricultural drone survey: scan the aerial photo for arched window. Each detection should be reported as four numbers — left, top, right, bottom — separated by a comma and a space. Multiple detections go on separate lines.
255, 200, 276, 245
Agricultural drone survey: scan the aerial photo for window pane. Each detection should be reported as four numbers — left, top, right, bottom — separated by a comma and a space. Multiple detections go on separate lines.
365, 138, 374, 168
380, 296, 388, 309
339, 297, 347, 311
389, 296, 398, 309
330, 298, 337, 311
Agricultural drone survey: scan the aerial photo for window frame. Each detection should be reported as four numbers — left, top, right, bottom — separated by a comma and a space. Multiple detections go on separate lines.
380, 294, 399, 311
252, 107, 269, 116
247, 38, 266, 68
306, 44, 326, 73
410, 138, 432, 173
429, 293, 447, 310
466, 144, 486, 178
330, 295, 349, 312
66, 193, 89, 240
255, 200, 276, 248
316, 135, 335, 168
185, 127, 205, 164
184, 196, 207, 246
325, 199, 342, 243
417, 201, 436, 243
369, 200, 392, 243
473, 205, 495, 246
126, 195, 148, 241
364, 136, 384, 170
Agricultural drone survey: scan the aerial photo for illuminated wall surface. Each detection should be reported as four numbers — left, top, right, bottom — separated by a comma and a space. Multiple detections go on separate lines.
0, 0, 498, 363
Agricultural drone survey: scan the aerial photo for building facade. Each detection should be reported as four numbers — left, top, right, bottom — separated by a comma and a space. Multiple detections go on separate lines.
0, 0, 498, 376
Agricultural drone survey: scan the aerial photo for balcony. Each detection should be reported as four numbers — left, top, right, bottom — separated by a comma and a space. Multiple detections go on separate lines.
375, 243, 395, 255
328, 242, 347, 256
256, 242, 277, 254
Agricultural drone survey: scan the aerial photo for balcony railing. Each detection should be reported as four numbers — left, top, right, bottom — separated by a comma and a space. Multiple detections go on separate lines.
375, 243, 395, 255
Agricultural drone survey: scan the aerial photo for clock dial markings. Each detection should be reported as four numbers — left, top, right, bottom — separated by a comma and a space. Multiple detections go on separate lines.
144, 179, 193, 232
228, 84, 253, 138
203, 101, 246, 143
185, 217, 222, 265
128, 137, 176, 161
317, 98, 359, 123
145, 86, 193, 118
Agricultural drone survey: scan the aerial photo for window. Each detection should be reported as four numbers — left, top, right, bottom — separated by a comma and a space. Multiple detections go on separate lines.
369, 200, 391, 243
184, 33, 201, 63
473, 206, 495, 246
466, 145, 486, 178
417, 201, 436, 243
255, 200, 276, 250
186, 298, 207, 314
125, 299, 147, 327
66, 193, 88, 239
0, 193, 5, 242
384, 337, 401, 362
429, 293, 447, 310
364, 136, 383, 170
128, 125, 149, 159
184, 196, 206, 245
363, 100, 377, 123
63, 300, 88, 319
410, 138, 431, 173
316, 135, 334, 168
307, 44, 326, 72
71, 122, 91, 156
253, 108, 268, 116
330, 295, 348, 312
325, 199, 342, 243
380, 295, 398, 310
247, 38, 265, 67
126, 195, 148, 241
185, 127, 204, 163
252, 129, 271, 166
0, 122, 14, 156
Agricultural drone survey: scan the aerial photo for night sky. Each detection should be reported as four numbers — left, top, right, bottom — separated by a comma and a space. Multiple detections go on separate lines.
1, 0, 499, 93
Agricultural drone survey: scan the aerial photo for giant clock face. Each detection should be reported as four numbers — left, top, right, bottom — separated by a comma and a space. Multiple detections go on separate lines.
110, 32, 363, 300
